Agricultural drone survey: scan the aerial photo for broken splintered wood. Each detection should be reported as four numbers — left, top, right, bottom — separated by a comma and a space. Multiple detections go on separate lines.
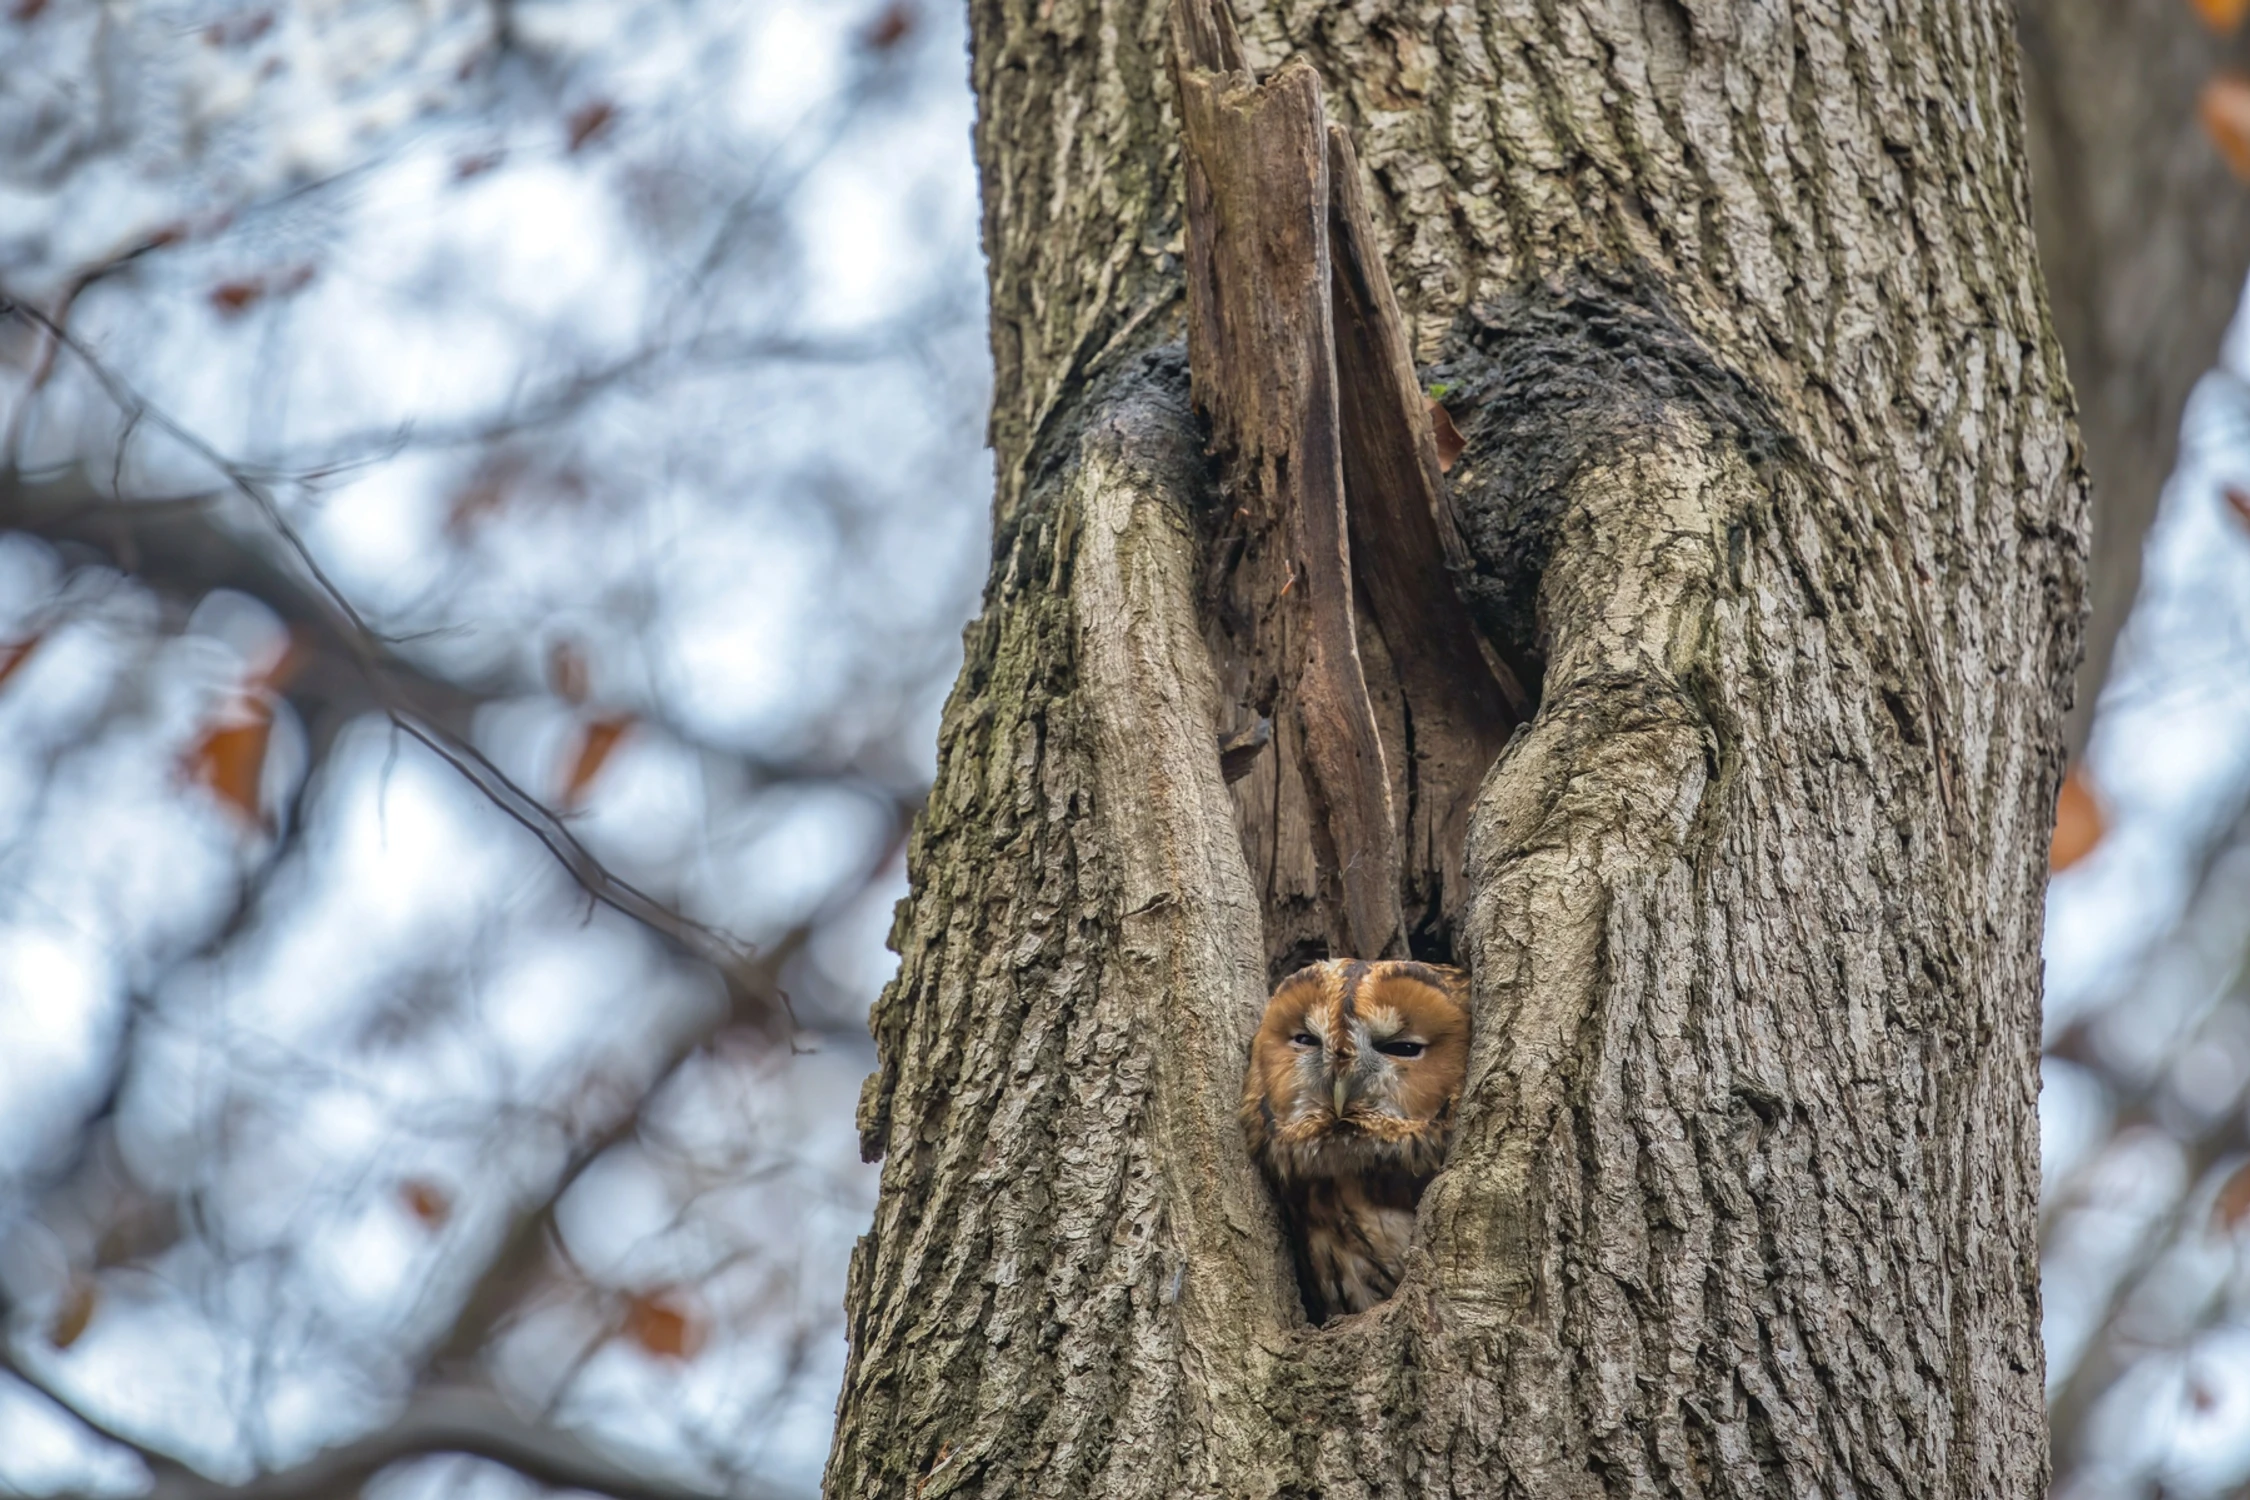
1172, 1, 1405, 964
1324, 125, 1524, 940
1172, 0, 1521, 971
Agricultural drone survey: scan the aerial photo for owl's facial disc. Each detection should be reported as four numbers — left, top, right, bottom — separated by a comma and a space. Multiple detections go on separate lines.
1244, 959, 1468, 1184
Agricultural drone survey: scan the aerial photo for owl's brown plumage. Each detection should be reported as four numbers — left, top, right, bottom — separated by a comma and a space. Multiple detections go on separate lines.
1243, 958, 1470, 1322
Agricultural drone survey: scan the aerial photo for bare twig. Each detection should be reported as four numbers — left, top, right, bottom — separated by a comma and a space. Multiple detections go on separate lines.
0, 310, 937, 1033
133, 1383, 794, 1500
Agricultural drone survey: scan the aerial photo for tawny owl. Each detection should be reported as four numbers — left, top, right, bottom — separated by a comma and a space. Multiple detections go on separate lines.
1242, 958, 1470, 1322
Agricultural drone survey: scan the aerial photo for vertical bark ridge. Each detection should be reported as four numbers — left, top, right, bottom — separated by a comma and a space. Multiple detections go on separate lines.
837, 355, 1299, 1497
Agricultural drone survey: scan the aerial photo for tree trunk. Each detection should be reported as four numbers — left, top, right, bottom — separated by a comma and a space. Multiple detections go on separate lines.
830, 0, 2085, 1492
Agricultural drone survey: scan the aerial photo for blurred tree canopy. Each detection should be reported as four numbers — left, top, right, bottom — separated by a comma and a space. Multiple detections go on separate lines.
0, 2, 985, 1496
6, 0, 2250, 1495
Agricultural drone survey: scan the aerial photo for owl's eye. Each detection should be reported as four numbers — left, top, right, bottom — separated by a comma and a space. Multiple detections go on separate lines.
1289, 1031, 1318, 1048
1374, 1039, 1426, 1058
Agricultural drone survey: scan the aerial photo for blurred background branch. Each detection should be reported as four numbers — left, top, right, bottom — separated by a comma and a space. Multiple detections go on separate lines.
0, 0, 980, 1495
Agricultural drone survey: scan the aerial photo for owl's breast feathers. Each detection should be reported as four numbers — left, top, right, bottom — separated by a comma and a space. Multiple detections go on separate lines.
1242, 1092, 1455, 1182
1246, 1107, 1453, 1319
1290, 1170, 1425, 1318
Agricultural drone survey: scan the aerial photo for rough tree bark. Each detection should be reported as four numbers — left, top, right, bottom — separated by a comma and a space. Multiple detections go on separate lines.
830, 0, 2085, 1491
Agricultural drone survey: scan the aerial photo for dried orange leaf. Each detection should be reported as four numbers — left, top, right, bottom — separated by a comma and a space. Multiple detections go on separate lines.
445, 454, 530, 538
447, 479, 507, 536
862, 1, 917, 49
1426, 398, 1466, 473
2050, 764, 2104, 873
622, 1290, 704, 1361
0, 633, 41, 690
2203, 78, 2250, 181
398, 1178, 452, 1229
94, 1194, 182, 1268
202, 9, 272, 46
560, 715, 633, 809
547, 641, 590, 706
567, 101, 618, 152
49, 1275, 97, 1350
209, 278, 266, 315
188, 702, 274, 827
2217, 1160, 2250, 1230
2193, 0, 2249, 34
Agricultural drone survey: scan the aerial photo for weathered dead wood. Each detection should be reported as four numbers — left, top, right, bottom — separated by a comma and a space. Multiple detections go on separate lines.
1325, 124, 1523, 949
1173, 10, 1405, 966
1174, 0, 1523, 969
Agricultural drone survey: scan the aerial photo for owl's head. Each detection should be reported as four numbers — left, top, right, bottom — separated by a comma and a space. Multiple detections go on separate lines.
1243, 958, 1470, 1183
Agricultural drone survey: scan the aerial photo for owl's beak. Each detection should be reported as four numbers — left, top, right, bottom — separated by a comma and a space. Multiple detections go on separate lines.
1333, 1077, 1350, 1116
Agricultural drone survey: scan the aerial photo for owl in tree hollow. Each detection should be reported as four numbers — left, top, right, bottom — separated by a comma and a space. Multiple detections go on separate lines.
1242, 958, 1471, 1322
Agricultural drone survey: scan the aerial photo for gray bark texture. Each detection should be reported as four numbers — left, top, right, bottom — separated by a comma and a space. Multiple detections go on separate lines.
829, 0, 2088, 1492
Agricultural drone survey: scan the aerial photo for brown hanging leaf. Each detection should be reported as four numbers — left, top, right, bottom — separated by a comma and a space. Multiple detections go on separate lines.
862, 1, 917, 49
1426, 398, 1466, 473
447, 480, 507, 535
2193, 0, 2249, 33
2050, 764, 2104, 873
2203, 78, 2250, 181
94, 1193, 182, 1268
202, 10, 273, 45
397, 1178, 452, 1229
187, 701, 274, 828
446, 471, 514, 536
547, 640, 590, 706
445, 453, 540, 538
256, 634, 307, 694
209, 278, 266, 315
2225, 486, 2250, 529
567, 101, 618, 152
559, 715, 633, 809
2216, 1159, 2250, 1230
48, 1275, 98, 1350
621, 1289, 704, 1361
0, 633, 41, 690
